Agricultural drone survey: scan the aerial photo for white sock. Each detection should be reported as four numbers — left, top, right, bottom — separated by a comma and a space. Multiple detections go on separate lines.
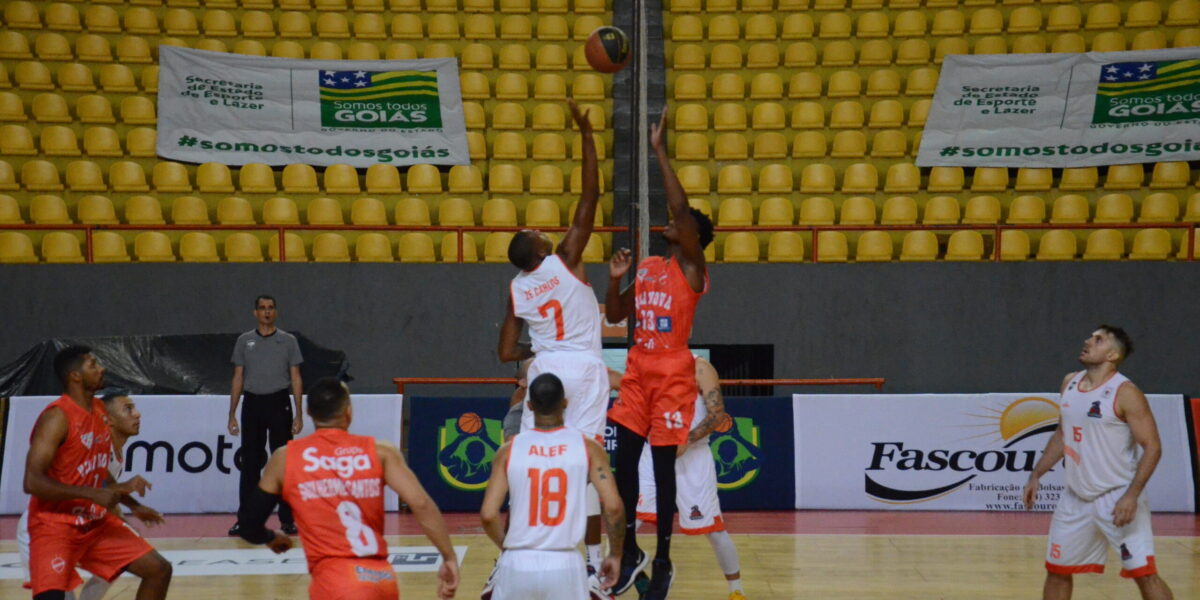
706, 530, 741, 579
728, 578, 744, 593
586, 544, 602, 572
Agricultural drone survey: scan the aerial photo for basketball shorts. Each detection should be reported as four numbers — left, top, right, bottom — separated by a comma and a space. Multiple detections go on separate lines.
635, 440, 725, 534
310, 557, 399, 600
27, 512, 153, 595
492, 549, 587, 600
1045, 486, 1157, 578
522, 351, 610, 439
503, 402, 524, 441
608, 348, 697, 446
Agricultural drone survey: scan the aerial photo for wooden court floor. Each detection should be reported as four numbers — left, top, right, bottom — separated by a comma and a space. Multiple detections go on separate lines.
2, 512, 1197, 599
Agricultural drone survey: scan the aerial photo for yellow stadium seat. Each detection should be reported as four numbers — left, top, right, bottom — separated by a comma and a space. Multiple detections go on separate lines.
678, 165, 712, 195
446, 165, 483, 195
462, 102, 486, 130
76, 195, 116, 225
1129, 229, 1172, 260
926, 166, 963, 193
855, 231, 893, 262
855, 11, 889, 38
308, 233, 349, 263
745, 44, 779, 70
752, 103, 786, 130
308, 42, 342, 60
132, 232, 175, 263
750, 73, 784, 100
0, 33, 33, 60
860, 40, 895, 66
1086, 3, 1121, 30
1006, 195, 1045, 224
65, 160, 104, 192
671, 15, 704, 41
6, 2, 42, 29
784, 41, 817, 67
441, 233, 479, 263
1047, 6, 1082, 31
345, 42, 379, 60
714, 103, 748, 131
191, 39, 224, 53
866, 70, 901, 97
820, 41, 855, 67
275, 11, 310, 38
673, 74, 707, 101
673, 104, 708, 131
1149, 162, 1190, 189
75, 95, 115, 124
827, 70, 862, 97
95, 64, 135, 94
523, 198, 560, 227
114, 36, 151, 65
305, 197, 344, 225
30, 194, 70, 225
816, 231, 848, 262
277, 164, 317, 194
0, 231, 37, 263
752, 197, 792, 226
89, 231, 129, 263
866, 130, 905, 158
1083, 229, 1124, 260
798, 197, 835, 225
30, 92, 66, 123
1168, 0, 1200, 26
711, 74, 744, 100
492, 102, 527, 130
123, 195, 164, 225
819, 12, 852, 38
22, 159, 63, 191
234, 163, 275, 194
202, 10, 237, 36
321, 164, 359, 195
1012, 168, 1052, 192
971, 167, 1009, 193
482, 232, 514, 263
0, 194, 20, 224
460, 72, 490, 100
493, 132, 528, 160
884, 163, 920, 193
238, 11, 274, 38
921, 195, 960, 225
171, 196, 209, 224
782, 14, 814, 40
881, 196, 917, 225
82, 5, 119, 33
538, 16, 570, 41
119, 96, 155, 125
830, 101, 864, 128
794, 163, 831, 194
1091, 33, 1126, 52
215, 196, 256, 225
1036, 230, 1077, 261
746, 14, 778, 40
191, 163, 233, 194
0, 160, 18, 191
866, 100, 903, 129
165, 8, 200, 35
841, 163, 878, 194
905, 69, 939, 96
669, 132, 707, 161
672, 44, 706, 70
491, 164, 527, 194
721, 233, 759, 263
1052, 33, 1087, 54
437, 197, 475, 226
152, 162, 191, 193
40, 125, 80, 157
933, 37, 969, 64
1178, 232, 1200, 259
1012, 35, 1048, 54
220, 233, 261, 262
40, 232, 83, 264
973, 36, 1008, 55
765, 232, 804, 263
747, 132, 784, 160
464, 14, 496, 40
353, 196, 391, 225
993, 229, 1032, 260
1051, 194, 1090, 224
396, 233, 434, 263
1139, 193, 1180, 223
1104, 164, 1144, 190
467, 131, 487, 160
1059, 167, 1098, 191
268, 233, 308, 262
57, 63, 94, 92
527, 45, 562, 71
830, 131, 866, 158
572, 15, 604, 41
717, 166, 752, 195
900, 231, 939, 261
945, 230, 984, 261
1094, 193, 1133, 223
1000, 6, 1040, 33
389, 14, 422, 39
717, 197, 753, 226
789, 131, 824, 158
480, 197, 518, 227
580, 234, 605, 264
840, 196, 877, 225
968, 8, 1003, 35
35, 34, 73, 62
1132, 31, 1168, 51
264, 196, 300, 225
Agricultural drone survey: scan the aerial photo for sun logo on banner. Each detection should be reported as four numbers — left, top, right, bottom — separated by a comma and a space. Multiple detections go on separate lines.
864, 397, 1060, 504
437, 412, 503, 491
709, 413, 764, 491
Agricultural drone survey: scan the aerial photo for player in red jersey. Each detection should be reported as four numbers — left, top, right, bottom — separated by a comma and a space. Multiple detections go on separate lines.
604, 109, 715, 599
23, 346, 173, 600
239, 377, 459, 600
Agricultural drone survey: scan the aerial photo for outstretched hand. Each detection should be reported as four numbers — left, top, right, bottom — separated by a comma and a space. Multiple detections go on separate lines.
609, 248, 633, 280
568, 99, 592, 135
649, 109, 668, 152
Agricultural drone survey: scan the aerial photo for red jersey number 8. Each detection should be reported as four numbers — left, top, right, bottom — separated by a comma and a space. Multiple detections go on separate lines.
527, 468, 568, 527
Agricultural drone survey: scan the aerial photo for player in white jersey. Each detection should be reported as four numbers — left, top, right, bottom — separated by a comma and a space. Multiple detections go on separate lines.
498, 98, 610, 576
480, 373, 626, 600
633, 357, 746, 600
1024, 326, 1174, 600
18, 390, 164, 600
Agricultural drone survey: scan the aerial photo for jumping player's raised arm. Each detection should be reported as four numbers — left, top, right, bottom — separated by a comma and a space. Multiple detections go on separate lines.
1111, 382, 1162, 527
584, 438, 625, 589
605, 249, 635, 323
24, 407, 119, 508
650, 109, 706, 293
556, 99, 598, 278
479, 442, 512, 549
498, 293, 533, 363
377, 439, 460, 599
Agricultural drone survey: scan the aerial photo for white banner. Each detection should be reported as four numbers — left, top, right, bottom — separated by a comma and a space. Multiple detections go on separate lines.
157, 46, 469, 167
793, 393, 1194, 512
918, 48, 1200, 167
1, 394, 404, 514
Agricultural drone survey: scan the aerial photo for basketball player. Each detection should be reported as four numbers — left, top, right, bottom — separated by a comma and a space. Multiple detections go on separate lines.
498, 98, 610, 579
18, 390, 165, 600
23, 346, 173, 600
605, 109, 715, 598
238, 377, 459, 600
1023, 326, 1174, 600
479, 373, 626, 600
634, 357, 746, 600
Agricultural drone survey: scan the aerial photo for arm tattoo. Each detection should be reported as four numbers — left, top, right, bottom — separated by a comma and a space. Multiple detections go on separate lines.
687, 387, 724, 443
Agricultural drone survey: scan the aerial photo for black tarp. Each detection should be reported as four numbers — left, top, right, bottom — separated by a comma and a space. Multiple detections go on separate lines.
0, 334, 350, 397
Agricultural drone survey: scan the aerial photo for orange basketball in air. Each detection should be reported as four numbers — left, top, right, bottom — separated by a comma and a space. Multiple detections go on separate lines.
585, 26, 632, 74
458, 412, 483, 434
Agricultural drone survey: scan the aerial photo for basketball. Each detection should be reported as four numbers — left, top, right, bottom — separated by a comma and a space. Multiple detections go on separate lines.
713, 412, 734, 433
457, 412, 483, 434
585, 26, 632, 74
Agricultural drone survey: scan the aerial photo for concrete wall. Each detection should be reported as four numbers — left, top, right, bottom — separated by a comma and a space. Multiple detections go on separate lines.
1, 263, 1196, 395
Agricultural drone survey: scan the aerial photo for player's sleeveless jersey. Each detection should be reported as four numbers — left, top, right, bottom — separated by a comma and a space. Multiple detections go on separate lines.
1060, 371, 1137, 501
632, 256, 708, 352
281, 429, 388, 570
511, 254, 602, 355
28, 395, 112, 526
503, 427, 590, 551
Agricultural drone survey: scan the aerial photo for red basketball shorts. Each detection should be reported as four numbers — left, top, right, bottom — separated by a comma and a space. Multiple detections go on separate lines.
27, 512, 153, 595
310, 557, 400, 600
608, 348, 697, 446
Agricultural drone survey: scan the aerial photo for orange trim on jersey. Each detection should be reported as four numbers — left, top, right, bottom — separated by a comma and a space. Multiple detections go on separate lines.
555, 252, 593, 288
1074, 371, 1119, 394
680, 515, 726, 535
530, 427, 566, 433
583, 434, 592, 472
1045, 562, 1105, 575
1120, 556, 1157, 578
1063, 445, 1082, 465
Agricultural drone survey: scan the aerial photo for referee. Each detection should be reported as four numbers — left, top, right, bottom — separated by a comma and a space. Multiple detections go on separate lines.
227, 294, 303, 536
